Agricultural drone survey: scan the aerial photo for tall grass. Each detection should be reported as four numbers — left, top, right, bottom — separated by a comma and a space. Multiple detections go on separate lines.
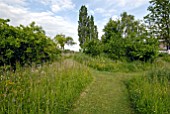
73, 53, 151, 72
0, 60, 92, 114
127, 67, 170, 114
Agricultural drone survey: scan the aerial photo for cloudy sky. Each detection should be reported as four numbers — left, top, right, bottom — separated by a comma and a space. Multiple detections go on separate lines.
0, 0, 150, 51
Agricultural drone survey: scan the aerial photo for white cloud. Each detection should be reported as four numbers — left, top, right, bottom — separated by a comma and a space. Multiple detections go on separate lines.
106, 0, 148, 8
0, 0, 26, 6
51, 4, 61, 12
89, 9, 95, 15
112, 15, 119, 20
51, 0, 75, 13
40, 0, 51, 5
93, 7, 116, 19
95, 8, 105, 13
39, 0, 75, 13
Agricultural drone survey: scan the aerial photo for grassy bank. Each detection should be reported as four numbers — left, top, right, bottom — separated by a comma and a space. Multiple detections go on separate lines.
127, 67, 170, 114
0, 60, 92, 114
73, 53, 151, 72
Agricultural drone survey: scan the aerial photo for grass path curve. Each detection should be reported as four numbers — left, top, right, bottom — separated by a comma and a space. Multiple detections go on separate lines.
69, 70, 136, 114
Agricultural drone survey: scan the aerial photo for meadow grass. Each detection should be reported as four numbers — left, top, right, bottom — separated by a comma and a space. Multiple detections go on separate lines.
0, 60, 92, 114
74, 53, 170, 114
127, 67, 170, 114
73, 53, 151, 72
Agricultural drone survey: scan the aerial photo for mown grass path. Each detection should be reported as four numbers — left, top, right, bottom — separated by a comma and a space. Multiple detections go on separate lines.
70, 70, 137, 114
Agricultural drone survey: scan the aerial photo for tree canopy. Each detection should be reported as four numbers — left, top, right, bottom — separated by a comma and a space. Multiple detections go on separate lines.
54, 34, 76, 50
0, 19, 60, 69
101, 12, 158, 61
144, 0, 170, 48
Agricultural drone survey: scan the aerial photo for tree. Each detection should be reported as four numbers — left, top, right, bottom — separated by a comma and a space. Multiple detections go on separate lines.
144, 0, 170, 49
78, 5, 98, 51
87, 15, 98, 41
0, 18, 60, 69
101, 18, 124, 59
65, 36, 76, 46
54, 34, 76, 50
102, 12, 159, 61
78, 5, 88, 49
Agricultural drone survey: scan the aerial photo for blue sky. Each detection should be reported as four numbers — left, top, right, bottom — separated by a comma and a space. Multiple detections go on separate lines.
0, 0, 149, 51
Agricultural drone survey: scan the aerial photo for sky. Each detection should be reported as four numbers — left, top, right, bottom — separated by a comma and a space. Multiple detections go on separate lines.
0, 0, 150, 51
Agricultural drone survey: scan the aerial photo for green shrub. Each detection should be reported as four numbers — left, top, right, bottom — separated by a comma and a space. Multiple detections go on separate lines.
0, 19, 60, 69
125, 37, 159, 62
83, 39, 102, 56
0, 60, 92, 114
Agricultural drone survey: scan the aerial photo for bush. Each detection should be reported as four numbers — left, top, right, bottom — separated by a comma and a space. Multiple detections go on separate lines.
83, 39, 102, 56
0, 19, 60, 69
125, 37, 159, 62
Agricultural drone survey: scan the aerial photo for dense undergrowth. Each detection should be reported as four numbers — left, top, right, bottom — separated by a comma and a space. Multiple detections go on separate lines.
73, 53, 151, 72
127, 55, 170, 114
0, 60, 92, 114
127, 67, 170, 114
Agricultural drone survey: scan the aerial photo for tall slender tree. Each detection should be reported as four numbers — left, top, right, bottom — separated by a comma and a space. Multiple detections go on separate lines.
78, 5, 88, 49
87, 15, 98, 40
78, 5, 98, 51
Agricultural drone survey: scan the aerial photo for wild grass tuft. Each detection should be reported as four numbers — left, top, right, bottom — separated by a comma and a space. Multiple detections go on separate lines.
127, 67, 170, 114
0, 60, 92, 114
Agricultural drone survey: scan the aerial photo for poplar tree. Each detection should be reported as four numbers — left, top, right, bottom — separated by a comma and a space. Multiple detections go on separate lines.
78, 5, 88, 50
78, 5, 98, 51
87, 15, 98, 40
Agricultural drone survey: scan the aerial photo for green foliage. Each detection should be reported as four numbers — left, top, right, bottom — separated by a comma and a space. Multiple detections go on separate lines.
126, 37, 159, 61
127, 67, 170, 114
102, 18, 121, 44
0, 60, 92, 114
78, 5, 88, 49
83, 39, 102, 56
102, 19, 125, 59
0, 19, 60, 69
102, 12, 159, 61
54, 34, 76, 50
161, 54, 170, 62
144, 0, 170, 46
78, 5, 98, 51
105, 36, 126, 60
